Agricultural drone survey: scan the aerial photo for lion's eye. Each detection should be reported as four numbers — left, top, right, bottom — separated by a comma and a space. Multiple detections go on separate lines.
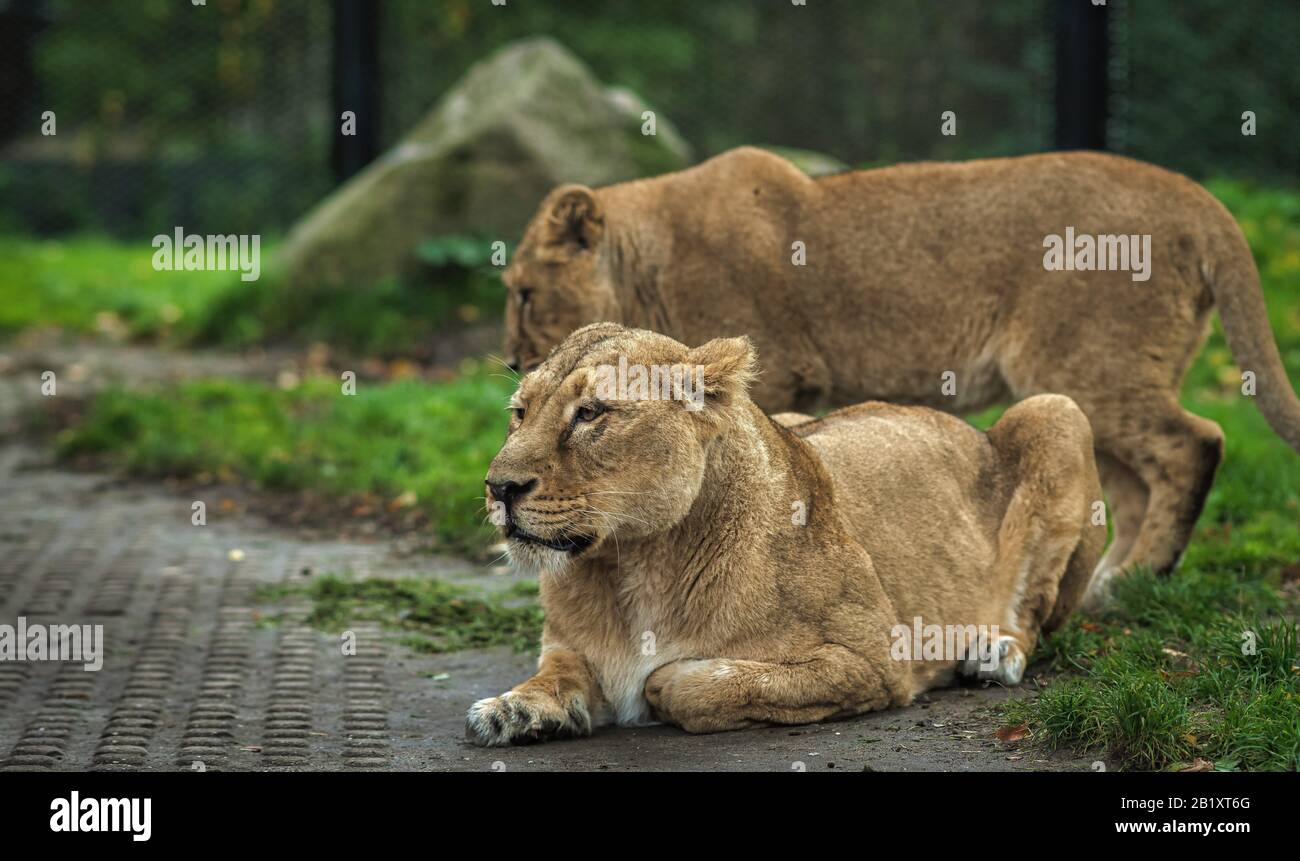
517, 288, 533, 306
512, 406, 526, 422
575, 403, 605, 424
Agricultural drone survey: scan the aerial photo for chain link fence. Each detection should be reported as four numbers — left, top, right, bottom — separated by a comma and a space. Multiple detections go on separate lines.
0, 0, 1294, 238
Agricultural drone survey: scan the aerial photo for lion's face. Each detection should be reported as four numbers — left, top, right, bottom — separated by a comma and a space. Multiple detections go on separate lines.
503, 185, 617, 372
485, 324, 755, 574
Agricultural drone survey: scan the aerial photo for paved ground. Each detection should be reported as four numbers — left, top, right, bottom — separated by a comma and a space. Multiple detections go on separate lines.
0, 342, 1093, 772
0, 445, 1095, 772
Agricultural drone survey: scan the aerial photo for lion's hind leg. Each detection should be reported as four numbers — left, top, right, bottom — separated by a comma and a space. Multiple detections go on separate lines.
644, 643, 910, 734
982, 396, 1107, 677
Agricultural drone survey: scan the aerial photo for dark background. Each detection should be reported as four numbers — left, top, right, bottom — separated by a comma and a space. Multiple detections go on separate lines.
1, 0, 1296, 237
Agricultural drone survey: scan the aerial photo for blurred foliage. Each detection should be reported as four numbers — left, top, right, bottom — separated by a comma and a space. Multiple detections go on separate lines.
190, 240, 502, 355
3, 1, 1295, 238
0, 234, 247, 341
3, 0, 333, 235
1121, 0, 1300, 183
381, 0, 1053, 163
415, 234, 500, 269
0, 232, 501, 356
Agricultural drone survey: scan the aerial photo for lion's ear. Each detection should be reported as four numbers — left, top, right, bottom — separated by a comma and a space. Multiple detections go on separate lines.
543, 185, 603, 253
686, 336, 757, 407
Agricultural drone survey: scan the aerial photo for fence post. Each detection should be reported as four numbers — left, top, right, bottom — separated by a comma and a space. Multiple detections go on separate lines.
332, 0, 381, 182
1054, 0, 1109, 150
0, 0, 49, 145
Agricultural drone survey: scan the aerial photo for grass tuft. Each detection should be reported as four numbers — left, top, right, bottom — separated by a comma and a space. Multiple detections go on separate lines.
255, 574, 542, 654
1007, 567, 1298, 771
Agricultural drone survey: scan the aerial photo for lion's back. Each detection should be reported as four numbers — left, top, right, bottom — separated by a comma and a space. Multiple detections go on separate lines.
788, 404, 1004, 575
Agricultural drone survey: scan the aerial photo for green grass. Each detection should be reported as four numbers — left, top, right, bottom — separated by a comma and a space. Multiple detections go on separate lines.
189, 235, 505, 355
0, 235, 243, 341
1005, 568, 1298, 771
0, 233, 503, 355
255, 574, 542, 654
55, 364, 514, 554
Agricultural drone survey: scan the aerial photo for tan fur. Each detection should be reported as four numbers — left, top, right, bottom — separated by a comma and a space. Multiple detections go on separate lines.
501, 148, 1300, 582
465, 325, 1105, 744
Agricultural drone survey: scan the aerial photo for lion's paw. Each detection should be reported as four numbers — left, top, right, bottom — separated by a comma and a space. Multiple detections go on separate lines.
1082, 566, 1119, 612
465, 690, 591, 747
960, 635, 1027, 686
984, 636, 1027, 685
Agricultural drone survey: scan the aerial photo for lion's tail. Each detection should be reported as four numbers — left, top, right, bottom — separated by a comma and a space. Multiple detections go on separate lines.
1205, 222, 1300, 454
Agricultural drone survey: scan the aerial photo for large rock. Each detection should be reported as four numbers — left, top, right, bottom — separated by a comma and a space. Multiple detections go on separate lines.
280, 37, 692, 290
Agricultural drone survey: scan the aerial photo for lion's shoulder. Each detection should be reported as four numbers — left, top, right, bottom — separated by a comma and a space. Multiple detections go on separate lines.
678, 146, 814, 192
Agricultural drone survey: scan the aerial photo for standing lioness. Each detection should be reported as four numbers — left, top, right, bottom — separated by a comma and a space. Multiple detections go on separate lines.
501, 147, 1300, 584
466, 324, 1104, 744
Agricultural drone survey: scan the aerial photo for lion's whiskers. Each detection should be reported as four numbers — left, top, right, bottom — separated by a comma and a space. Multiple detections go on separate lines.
485, 354, 522, 383
574, 506, 654, 530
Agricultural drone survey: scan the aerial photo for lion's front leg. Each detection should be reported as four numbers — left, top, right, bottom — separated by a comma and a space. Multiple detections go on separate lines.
644, 646, 906, 734
466, 648, 605, 747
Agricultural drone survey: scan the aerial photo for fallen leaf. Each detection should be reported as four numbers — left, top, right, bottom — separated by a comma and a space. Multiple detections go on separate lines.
996, 723, 1031, 743
1160, 668, 1197, 682
388, 490, 418, 511
1179, 758, 1214, 772
388, 359, 419, 380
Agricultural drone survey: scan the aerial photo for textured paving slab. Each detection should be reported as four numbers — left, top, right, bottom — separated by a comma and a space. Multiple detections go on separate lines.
0, 445, 1091, 772
0, 444, 479, 772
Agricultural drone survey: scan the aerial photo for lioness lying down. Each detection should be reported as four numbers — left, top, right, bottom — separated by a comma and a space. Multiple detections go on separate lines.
466, 324, 1105, 744
501, 147, 1300, 588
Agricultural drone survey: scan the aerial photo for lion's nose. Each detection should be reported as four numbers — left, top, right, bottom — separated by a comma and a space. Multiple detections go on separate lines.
486, 478, 537, 507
